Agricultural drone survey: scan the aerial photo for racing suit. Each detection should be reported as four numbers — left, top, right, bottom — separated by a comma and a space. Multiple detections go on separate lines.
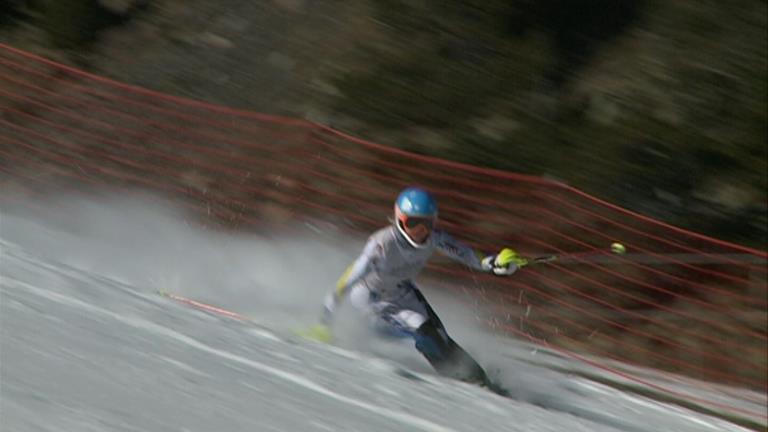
321, 225, 513, 382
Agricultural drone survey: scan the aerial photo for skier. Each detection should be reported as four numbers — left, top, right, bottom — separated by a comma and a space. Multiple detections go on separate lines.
304, 186, 527, 385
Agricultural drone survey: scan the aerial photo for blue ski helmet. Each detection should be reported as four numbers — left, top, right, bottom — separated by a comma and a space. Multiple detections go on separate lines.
394, 187, 438, 247
395, 187, 438, 218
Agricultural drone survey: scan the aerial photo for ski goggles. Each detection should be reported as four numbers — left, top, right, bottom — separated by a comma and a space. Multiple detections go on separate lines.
401, 215, 435, 231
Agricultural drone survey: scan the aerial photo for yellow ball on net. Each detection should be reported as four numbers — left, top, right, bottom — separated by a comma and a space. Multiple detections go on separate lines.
610, 242, 626, 254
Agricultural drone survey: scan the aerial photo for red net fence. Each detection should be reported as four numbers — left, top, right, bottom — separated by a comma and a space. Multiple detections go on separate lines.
1, 43, 766, 421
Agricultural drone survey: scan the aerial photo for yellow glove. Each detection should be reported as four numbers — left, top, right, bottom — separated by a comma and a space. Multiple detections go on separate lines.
296, 324, 333, 343
496, 248, 528, 268
482, 248, 526, 275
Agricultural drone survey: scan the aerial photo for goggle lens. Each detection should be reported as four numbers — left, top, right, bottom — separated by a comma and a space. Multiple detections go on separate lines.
404, 217, 434, 230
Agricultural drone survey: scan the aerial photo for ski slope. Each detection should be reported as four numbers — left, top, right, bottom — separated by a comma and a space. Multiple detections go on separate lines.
0, 195, 761, 432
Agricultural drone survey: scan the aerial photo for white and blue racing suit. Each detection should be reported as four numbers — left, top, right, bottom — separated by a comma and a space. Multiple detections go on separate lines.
321, 225, 510, 379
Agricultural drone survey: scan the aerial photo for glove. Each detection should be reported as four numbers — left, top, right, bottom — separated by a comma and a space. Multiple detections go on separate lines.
296, 323, 333, 343
481, 248, 527, 276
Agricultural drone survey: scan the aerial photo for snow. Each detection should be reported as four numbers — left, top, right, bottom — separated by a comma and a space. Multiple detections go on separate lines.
1, 195, 763, 432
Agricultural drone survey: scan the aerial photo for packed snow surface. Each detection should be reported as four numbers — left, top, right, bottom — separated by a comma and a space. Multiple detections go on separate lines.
1, 195, 763, 431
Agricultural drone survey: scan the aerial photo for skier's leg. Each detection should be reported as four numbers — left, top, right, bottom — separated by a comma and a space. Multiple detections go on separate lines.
413, 319, 488, 384
347, 284, 396, 335
348, 283, 487, 384
386, 283, 489, 384
349, 284, 422, 339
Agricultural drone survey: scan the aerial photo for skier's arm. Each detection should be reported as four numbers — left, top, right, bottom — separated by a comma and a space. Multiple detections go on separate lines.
434, 230, 487, 270
434, 230, 526, 276
321, 238, 379, 324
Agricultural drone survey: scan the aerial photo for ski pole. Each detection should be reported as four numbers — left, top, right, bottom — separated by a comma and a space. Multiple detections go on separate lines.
527, 242, 626, 266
